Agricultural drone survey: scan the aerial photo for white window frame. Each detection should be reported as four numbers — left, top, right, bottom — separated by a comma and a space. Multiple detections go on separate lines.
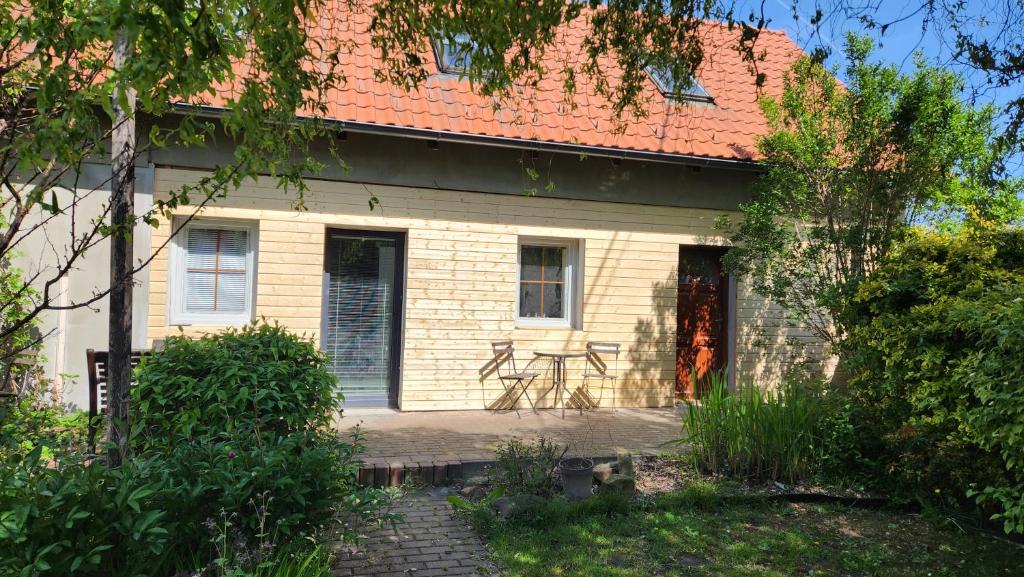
168, 218, 258, 326
515, 237, 580, 329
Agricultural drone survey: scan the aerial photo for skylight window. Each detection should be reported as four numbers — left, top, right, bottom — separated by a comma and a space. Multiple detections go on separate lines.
433, 33, 475, 74
646, 64, 713, 103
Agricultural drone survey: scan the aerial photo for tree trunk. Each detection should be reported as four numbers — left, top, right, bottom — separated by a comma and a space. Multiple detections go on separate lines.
107, 26, 136, 468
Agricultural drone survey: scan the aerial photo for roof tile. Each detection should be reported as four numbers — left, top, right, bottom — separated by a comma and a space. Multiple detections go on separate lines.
210, 3, 806, 162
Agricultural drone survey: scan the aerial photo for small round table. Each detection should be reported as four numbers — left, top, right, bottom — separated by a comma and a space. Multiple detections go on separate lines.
533, 351, 588, 417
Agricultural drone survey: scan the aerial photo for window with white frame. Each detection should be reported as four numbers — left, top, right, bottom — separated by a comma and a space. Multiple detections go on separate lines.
516, 238, 579, 327
169, 220, 257, 325
646, 63, 713, 103
433, 32, 482, 74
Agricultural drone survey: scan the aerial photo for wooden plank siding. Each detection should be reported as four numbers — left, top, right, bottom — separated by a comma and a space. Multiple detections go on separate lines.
146, 168, 832, 410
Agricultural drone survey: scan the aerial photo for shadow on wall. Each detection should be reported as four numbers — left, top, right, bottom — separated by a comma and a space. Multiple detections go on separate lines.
734, 284, 835, 387
620, 272, 677, 406
467, 234, 842, 410
618, 265, 837, 400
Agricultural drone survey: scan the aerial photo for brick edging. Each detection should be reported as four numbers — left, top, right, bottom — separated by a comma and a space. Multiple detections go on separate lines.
357, 452, 658, 487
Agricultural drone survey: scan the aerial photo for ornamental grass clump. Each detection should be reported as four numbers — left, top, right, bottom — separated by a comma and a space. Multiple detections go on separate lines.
683, 372, 820, 484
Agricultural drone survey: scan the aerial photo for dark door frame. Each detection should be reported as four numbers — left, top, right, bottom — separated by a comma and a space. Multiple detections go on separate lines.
321, 228, 406, 409
676, 244, 736, 396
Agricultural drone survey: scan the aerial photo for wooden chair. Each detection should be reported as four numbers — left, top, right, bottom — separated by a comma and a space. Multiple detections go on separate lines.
86, 349, 150, 449
578, 342, 620, 413
0, 353, 40, 401
490, 341, 541, 416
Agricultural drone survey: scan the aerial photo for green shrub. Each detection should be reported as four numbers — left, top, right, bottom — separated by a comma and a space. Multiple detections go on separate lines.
682, 372, 821, 484
0, 226, 40, 371
186, 506, 335, 577
0, 448, 171, 577
133, 322, 338, 446
0, 379, 88, 462
841, 227, 1024, 532
489, 437, 562, 497
131, 322, 390, 561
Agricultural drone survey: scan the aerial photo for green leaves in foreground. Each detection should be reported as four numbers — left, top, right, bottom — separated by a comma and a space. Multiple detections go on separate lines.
844, 227, 1024, 533
722, 34, 1023, 351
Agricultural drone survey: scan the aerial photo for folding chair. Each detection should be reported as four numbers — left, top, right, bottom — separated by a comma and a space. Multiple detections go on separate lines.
490, 341, 540, 416
579, 342, 620, 413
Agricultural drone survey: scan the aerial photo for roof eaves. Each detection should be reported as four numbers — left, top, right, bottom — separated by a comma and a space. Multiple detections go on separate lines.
172, 102, 764, 171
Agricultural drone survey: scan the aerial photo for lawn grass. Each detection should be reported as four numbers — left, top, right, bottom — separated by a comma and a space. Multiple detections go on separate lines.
473, 481, 1021, 577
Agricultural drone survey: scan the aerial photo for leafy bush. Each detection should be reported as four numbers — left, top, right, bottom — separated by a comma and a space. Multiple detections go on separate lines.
133, 322, 338, 445
189, 507, 335, 577
0, 226, 39, 369
1, 323, 392, 576
488, 437, 562, 497
682, 372, 821, 484
131, 322, 389, 560
0, 377, 88, 462
840, 227, 1024, 532
0, 448, 171, 577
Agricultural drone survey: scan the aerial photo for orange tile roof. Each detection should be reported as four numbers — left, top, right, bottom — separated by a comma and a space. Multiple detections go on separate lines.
213, 4, 808, 163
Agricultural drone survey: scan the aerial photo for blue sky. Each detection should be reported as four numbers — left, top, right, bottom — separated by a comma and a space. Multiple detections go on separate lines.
737, 0, 1023, 173
740, 1, 1016, 102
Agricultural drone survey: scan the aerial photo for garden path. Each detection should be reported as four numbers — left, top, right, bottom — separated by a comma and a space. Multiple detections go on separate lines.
330, 488, 498, 577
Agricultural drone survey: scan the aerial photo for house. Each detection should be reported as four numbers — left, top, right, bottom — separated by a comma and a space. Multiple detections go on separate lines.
26, 11, 834, 411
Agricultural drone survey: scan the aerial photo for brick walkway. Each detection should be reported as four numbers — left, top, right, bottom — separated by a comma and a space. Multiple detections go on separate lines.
338, 407, 683, 486
331, 488, 497, 577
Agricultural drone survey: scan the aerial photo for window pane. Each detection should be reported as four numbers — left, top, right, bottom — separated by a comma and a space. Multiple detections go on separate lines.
185, 271, 216, 312
682, 79, 711, 100
646, 64, 712, 101
542, 247, 564, 281
437, 33, 473, 71
216, 271, 247, 312
182, 226, 251, 316
543, 282, 564, 318
217, 230, 248, 270
186, 228, 219, 270
648, 64, 674, 93
520, 246, 542, 281
519, 283, 541, 318
680, 252, 721, 285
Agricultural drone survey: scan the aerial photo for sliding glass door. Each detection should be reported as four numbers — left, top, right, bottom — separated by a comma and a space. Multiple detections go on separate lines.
322, 231, 404, 407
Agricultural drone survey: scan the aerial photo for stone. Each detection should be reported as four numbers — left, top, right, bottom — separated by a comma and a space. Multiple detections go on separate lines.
599, 473, 636, 495
593, 462, 615, 483
459, 484, 488, 501
615, 451, 635, 477
491, 495, 546, 518
464, 475, 489, 487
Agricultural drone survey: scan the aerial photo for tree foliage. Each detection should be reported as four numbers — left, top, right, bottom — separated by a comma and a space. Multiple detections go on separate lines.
0, 213, 38, 371
0, 0, 347, 361
722, 35, 1022, 351
364, 0, 767, 117
1, 0, 778, 365
801, 1, 1024, 151
841, 226, 1024, 534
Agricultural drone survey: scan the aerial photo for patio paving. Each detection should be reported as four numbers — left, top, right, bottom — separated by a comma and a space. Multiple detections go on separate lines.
338, 407, 684, 486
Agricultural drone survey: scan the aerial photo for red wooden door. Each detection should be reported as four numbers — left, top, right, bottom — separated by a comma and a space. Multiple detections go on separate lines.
676, 248, 727, 399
